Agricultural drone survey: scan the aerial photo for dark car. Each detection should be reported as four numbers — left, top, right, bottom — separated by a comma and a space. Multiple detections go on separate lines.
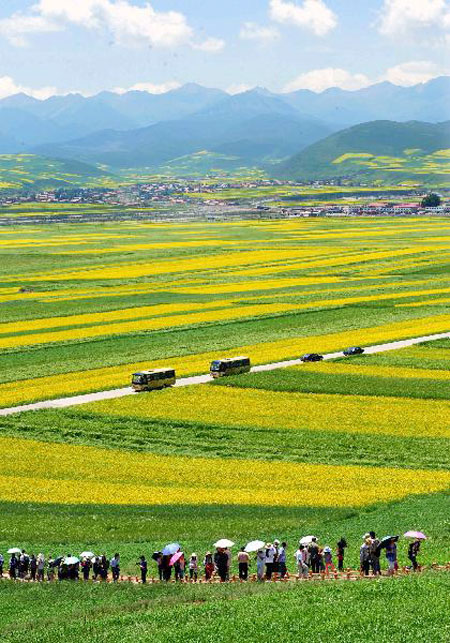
343, 346, 365, 356
301, 353, 324, 362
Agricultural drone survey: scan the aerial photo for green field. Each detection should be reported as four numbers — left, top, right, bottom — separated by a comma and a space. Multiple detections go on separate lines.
0, 215, 449, 641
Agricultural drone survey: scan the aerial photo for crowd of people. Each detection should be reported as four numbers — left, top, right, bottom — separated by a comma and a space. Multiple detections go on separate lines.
0, 532, 425, 584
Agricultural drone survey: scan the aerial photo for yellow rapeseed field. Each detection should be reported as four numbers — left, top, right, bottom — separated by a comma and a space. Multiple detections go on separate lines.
85, 385, 450, 439
296, 361, 450, 381
1, 311, 449, 408
0, 437, 448, 507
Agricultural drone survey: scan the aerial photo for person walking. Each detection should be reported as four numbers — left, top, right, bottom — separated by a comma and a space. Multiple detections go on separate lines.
237, 547, 249, 581
174, 553, 185, 582
47, 556, 55, 582
161, 554, 172, 582
138, 556, 148, 583
188, 554, 198, 582
81, 557, 91, 581
153, 552, 163, 581
408, 539, 421, 571
385, 538, 398, 576
214, 548, 228, 583
294, 544, 308, 578
0, 553, 4, 577
264, 543, 275, 581
360, 535, 372, 576
256, 548, 265, 581
110, 553, 120, 582
9, 553, 18, 580
37, 554, 45, 582
19, 550, 29, 579
308, 538, 320, 574
278, 542, 287, 578
225, 548, 231, 581
369, 532, 381, 575
336, 538, 347, 572
30, 554, 37, 581
204, 552, 214, 581
92, 557, 101, 581
323, 547, 336, 574
100, 554, 109, 581
272, 540, 280, 577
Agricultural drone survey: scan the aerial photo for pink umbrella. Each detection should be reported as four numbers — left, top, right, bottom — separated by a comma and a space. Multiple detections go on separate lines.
404, 531, 427, 539
169, 551, 183, 566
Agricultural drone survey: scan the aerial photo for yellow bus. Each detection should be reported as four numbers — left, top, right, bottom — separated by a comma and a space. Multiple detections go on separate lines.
210, 356, 251, 378
132, 368, 176, 391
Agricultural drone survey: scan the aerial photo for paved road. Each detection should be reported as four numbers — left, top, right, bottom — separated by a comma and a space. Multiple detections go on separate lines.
0, 331, 448, 417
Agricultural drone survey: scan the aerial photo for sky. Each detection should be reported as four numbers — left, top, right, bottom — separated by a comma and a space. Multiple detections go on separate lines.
0, 0, 448, 99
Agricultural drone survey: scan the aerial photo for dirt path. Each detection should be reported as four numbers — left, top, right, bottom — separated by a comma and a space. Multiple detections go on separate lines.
0, 331, 448, 417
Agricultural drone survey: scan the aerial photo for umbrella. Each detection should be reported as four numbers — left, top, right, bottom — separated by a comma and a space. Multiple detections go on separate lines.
80, 551, 95, 559
64, 556, 80, 565
7, 548, 21, 554
244, 540, 265, 553
376, 535, 399, 555
300, 536, 316, 545
51, 556, 64, 567
162, 543, 180, 556
169, 551, 183, 566
404, 531, 427, 540
214, 538, 235, 548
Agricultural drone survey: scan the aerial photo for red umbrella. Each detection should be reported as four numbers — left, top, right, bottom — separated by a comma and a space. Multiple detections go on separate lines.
169, 551, 183, 566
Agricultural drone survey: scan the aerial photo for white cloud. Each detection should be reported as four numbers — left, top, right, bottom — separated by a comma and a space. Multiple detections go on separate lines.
0, 0, 223, 50
0, 75, 57, 100
0, 13, 59, 47
192, 37, 225, 53
113, 81, 181, 94
379, 0, 450, 36
384, 61, 449, 85
283, 61, 450, 93
269, 0, 337, 36
240, 22, 280, 43
226, 83, 255, 95
283, 68, 371, 93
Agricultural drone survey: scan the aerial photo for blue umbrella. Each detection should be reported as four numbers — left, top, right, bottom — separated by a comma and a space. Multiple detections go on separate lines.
162, 542, 180, 556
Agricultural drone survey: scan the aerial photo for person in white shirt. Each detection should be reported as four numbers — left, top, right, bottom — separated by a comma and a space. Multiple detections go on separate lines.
294, 544, 309, 578
110, 553, 120, 582
264, 543, 276, 580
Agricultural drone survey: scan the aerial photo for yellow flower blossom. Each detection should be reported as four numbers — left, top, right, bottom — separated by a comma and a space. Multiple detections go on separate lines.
0, 437, 448, 508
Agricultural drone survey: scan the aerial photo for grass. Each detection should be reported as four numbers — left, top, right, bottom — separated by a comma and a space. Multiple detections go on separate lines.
1, 407, 448, 470
0, 574, 448, 642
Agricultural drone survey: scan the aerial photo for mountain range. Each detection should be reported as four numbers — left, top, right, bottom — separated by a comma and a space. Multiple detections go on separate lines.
0, 77, 448, 177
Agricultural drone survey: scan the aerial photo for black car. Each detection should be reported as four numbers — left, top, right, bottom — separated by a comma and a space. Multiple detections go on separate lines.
343, 346, 364, 356
301, 353, 324, 362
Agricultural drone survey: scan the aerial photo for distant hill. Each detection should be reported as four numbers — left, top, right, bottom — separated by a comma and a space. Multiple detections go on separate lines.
0, 154, 114, 189
0, 77, 448, 157
0, 84, 228, 148
277, 120, 450, 184
34, 90, 333, 169
282, 76, 450, 127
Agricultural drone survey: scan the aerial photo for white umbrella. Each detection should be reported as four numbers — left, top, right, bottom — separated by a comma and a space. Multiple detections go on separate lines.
300, 536, 316, 545
64, 556, 80, 565
80, 551, 95, 558
244, 540, 265, 553
7, 548, 21, 554
214, 538, 235, 548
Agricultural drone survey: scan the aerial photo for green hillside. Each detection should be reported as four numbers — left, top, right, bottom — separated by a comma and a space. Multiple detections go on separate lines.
277, 120, 450, 186
0, 154, 116, 189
